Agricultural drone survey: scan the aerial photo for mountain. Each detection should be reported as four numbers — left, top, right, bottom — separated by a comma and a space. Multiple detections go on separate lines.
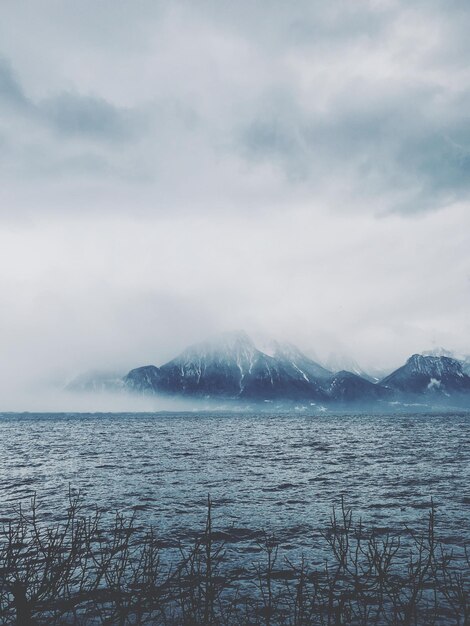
381, 354, 470, 395
124, 332, 329, 401
463, 358, 470, 376
262, 340, 333, 381
422, 347, 470, 376
67, 369, 125, 393
69, 336, 470, 406
124, 365, 161, 393
327, 371, 390, 403
323, 352, 375, 381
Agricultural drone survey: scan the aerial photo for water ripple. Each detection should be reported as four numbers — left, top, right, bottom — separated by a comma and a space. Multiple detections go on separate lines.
0, 412, 469, 562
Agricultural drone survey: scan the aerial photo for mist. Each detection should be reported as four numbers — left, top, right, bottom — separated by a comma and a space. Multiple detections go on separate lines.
1, 1, 470, 409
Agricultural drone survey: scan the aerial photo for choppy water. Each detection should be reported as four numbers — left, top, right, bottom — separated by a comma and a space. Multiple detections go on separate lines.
1, 411, 470, 562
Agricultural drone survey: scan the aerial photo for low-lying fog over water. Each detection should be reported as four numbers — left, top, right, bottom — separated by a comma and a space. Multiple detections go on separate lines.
1, 412, 469, 565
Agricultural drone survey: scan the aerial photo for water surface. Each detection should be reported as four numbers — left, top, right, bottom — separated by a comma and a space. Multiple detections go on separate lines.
1, 412, 469, 562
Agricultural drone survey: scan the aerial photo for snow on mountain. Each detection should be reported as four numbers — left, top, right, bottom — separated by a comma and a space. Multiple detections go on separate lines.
327, 370, 390, 403
322, 352, 380, 382
124, 331, 329, 400
258, 338, 333, 381
381, 354, 470, 395
71, 336, 470, 405
158, 331, 269, 397
422, 347, 470, 375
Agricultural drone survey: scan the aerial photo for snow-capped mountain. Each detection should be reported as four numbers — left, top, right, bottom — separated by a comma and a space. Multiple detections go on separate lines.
321, 352, 387, 382
124, 331, 329, 400
69, 335, 470, 406
381, 354, 470, 395
328, 371, 390, 402
261, 339, 333, 381
422, 347, 470, 376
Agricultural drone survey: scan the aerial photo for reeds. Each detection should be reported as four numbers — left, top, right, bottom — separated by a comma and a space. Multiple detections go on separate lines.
0, 492, 468, 625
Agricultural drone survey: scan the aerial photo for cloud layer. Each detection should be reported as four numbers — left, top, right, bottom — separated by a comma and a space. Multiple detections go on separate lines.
2, 0, 470, 216
0, 0, 469, 406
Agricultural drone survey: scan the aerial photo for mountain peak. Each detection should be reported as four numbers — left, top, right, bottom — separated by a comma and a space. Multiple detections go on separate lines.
261, 339, 306, 360
406, 353, 463, 374
123, 331, 333, 401
323, 351, 377, 381
419, 348, 470, 376
79, 336, 470, 405
177, 331, 257, 364
382, 352, 470, 395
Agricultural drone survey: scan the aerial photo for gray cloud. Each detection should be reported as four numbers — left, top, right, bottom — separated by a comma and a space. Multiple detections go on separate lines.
0, 58, 28, 108
1, 1, 470, 215
0, 55, 146, 196
42, 93, 133, 141
0, 1, 469, 407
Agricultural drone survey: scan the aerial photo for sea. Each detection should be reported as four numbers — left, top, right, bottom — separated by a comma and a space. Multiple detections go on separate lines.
1, 411, 470, 566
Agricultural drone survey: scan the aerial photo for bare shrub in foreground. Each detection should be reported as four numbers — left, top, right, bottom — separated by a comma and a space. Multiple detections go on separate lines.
0, 493, 468, 625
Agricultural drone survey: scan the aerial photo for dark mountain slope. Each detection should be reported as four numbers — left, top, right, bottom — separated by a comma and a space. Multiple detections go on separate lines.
381, 354, 470, 395
124, 332, 328, 400
327, 370, 390, 402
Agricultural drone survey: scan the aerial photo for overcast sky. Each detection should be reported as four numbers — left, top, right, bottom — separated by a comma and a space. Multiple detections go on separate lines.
1, 0, 470, 405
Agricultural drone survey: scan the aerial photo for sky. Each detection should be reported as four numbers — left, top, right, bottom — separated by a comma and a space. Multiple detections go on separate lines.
0, 0, 470, 406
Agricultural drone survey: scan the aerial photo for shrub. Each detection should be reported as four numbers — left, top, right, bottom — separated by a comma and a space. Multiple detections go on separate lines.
0, 492, 468, 625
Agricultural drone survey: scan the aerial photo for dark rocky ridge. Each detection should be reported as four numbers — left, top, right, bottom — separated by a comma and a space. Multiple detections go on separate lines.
328, 370, 391, 402
381, 354, 470, 395
123, 332, 392, 403
68, 333, 470, 406
124, 332, 330, 401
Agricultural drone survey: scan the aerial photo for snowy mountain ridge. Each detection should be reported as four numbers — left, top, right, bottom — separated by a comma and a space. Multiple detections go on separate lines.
422, 347, 470, 375
381, 353, 470, 396
68, 334, 470, 406
124, 331, 330, 400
